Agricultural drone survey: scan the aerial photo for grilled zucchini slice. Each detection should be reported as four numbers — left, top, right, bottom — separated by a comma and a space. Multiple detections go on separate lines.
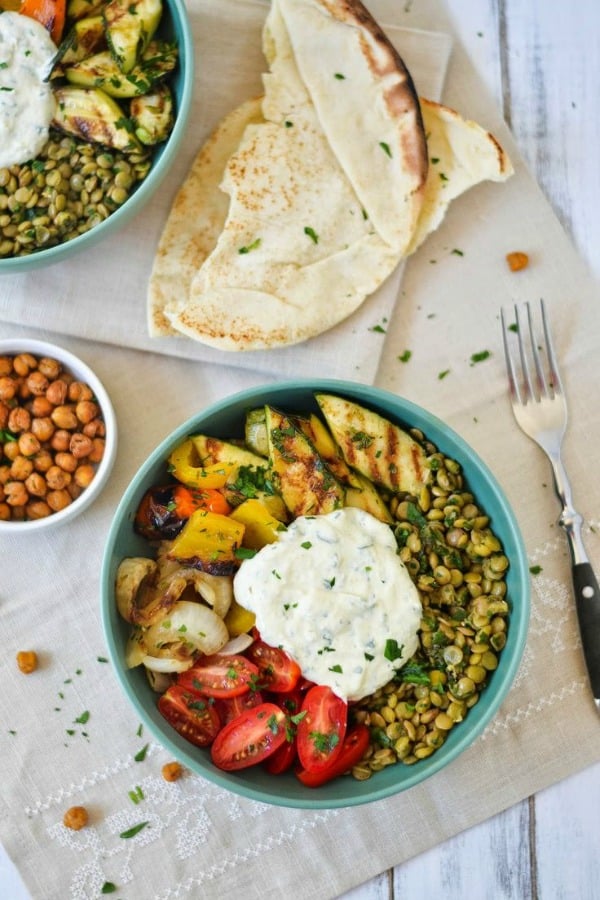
104, 0, 162, 73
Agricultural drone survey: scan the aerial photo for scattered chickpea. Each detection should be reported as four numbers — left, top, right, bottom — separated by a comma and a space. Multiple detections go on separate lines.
16, 650, 38, 674
63, 806, 89, 831
506, 250, 529, 271
162, 762, 183, 782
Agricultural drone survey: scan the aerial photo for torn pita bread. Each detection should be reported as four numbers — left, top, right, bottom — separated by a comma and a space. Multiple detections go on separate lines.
148, 0, 513, 351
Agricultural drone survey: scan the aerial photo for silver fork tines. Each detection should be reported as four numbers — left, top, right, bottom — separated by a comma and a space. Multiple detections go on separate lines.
500, 299, 600, 711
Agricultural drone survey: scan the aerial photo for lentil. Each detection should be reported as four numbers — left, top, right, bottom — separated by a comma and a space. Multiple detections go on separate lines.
351, 438, 511, 779
0, 133, 152, 258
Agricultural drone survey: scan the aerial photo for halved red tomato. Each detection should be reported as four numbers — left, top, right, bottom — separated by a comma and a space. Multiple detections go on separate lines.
177, 654, 259, 699
296, 684, 348, 773
157, 685, 221, 748
296, 724, 370, 787
265, 735, 297, 774
211, 702, 287, 771
245, 640, 301, 692
216, 689, 264, 725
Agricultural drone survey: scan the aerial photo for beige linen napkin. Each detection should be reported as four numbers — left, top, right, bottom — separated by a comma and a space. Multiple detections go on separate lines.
0, 0, 451, 383
2, 1, 600, 899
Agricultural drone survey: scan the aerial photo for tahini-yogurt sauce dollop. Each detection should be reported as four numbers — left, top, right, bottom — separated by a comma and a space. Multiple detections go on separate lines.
0, 12, 57, 168
234, 507, 422, 702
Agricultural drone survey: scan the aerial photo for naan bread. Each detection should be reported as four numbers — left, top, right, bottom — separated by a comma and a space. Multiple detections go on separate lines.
148, 0, 513, 351
149, 0, 428, 348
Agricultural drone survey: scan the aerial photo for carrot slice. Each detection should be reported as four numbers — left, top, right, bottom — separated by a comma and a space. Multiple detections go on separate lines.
20, 0, 66, 44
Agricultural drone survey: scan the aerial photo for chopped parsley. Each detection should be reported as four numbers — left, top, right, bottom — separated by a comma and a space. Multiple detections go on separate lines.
101, 883, 117, 895
379, 141, 392, 157
300, 541, 312, 550
334, 72, 346, 79
134, 743, 149, 762
328, 664, 343, 674
384, 638, 404, 662
238, 237, 261, 254
398, 349, 412, 363
351, 431, 374, 449
310, 731, 340, 753
470, 350, 491, 365
529, 565, 543, 575
438, 369, 450, 380
119, 822, 149, 839
304, 226, 319, 244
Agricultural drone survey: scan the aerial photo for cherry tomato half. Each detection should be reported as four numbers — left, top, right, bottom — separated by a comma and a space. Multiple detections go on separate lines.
211, 702, 287, 771
216, 689, 264, 725
296, 724, 371, 787
157, 685, 221, 748
177, 654, 259, 699
296, 684, 348, 773
246, 640, 301, 692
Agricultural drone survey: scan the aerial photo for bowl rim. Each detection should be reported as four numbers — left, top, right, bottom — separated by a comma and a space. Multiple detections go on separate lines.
100, 378, 530, 808
0, 337, 117, 532
0, 0, 195, 274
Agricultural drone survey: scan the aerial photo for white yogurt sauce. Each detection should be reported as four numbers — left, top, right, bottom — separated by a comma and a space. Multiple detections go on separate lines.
0, 12, 57, 168
234, 507, 422, 702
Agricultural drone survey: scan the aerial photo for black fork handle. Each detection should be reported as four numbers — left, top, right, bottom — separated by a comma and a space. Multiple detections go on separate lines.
572, 563, 600, 706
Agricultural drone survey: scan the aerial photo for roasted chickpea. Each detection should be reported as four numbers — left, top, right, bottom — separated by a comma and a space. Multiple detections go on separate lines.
51, 404, 78, 430
38, 357, 61, 379
88, 438, 105, 463
25, 370, 49, 396
5, 481, 28, 506
30, 395, 53, 417
70, 433, 93, 459
10, 455, 34, 481
25, 471, 47, 497
68, 381, 93, 402
47, 489, 72, 512
83, 418, 105, 438
26, 500, 52, 519
1, 353, 106, 522
16, 650, 38, 673
54, 451, 78, 473
46, 379, 68, 406
75, 400, 99, 425
162, 762, 183, 782
18, 432, 41, 457
74, 464, 95, 488
50, 429, 71, 452
63, 806, 88, 830
33, 449, 54, 473
0, 375, 17, 401
7, 406, 30, 433
46, 465, 71, 490
13, 353, 37, 376
31, 416, 55, 442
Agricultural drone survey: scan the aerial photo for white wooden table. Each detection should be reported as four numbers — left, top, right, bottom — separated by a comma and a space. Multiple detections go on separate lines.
1, 0, 599, 896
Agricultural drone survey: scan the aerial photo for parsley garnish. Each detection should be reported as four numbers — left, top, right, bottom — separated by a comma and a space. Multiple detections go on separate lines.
134, 743, 149, 762
384, 638, 404, 662
438, 369, 450, 380
351, 431, 373, 449
304, 226, 319, 244
334, 72, 346, 79
101, 883, 117, 894
119, 822, 149, 839
239, 238, 261, 254
470, 350, 491, 365
310, 731, 340, 753
398, 349, 412, 363
379, 141, 392, 157
529, 564, 543, 575
300, 541, 312, 549
329, 664, 343, 674
234, 547, 257, 559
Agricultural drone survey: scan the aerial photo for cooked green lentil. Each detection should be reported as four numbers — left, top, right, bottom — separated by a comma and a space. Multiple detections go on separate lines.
0, 131, 152, 257
350, 428, 510, 778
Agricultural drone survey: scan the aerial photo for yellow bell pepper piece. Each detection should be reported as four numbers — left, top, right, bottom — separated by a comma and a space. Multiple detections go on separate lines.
224, 598, 256, 636
168, 509, 245, 572
168, 439, 235, 489
230, 498, 285, 549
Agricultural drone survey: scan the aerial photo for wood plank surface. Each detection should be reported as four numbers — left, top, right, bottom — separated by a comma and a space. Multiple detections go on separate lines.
341, 0, 600, 897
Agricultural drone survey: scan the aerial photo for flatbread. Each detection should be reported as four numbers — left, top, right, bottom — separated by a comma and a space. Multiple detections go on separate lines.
148, 0, 513, 351
149, 0, 428, 349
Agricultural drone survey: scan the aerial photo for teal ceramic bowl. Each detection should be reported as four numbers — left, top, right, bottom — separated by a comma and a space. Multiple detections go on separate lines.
0, 0, 194, 273
100, 380, 530, 809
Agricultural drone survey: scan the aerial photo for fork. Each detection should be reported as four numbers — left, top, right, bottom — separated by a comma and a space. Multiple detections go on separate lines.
501, 298, 600, 711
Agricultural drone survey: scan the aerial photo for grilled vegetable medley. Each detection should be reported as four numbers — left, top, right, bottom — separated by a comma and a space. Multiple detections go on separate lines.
116, 395, 511, 786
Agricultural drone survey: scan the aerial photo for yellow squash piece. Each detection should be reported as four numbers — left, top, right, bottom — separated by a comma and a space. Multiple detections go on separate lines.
224, 598, 256, 637
315, 394, 428, 496
266, 406, 345, 517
